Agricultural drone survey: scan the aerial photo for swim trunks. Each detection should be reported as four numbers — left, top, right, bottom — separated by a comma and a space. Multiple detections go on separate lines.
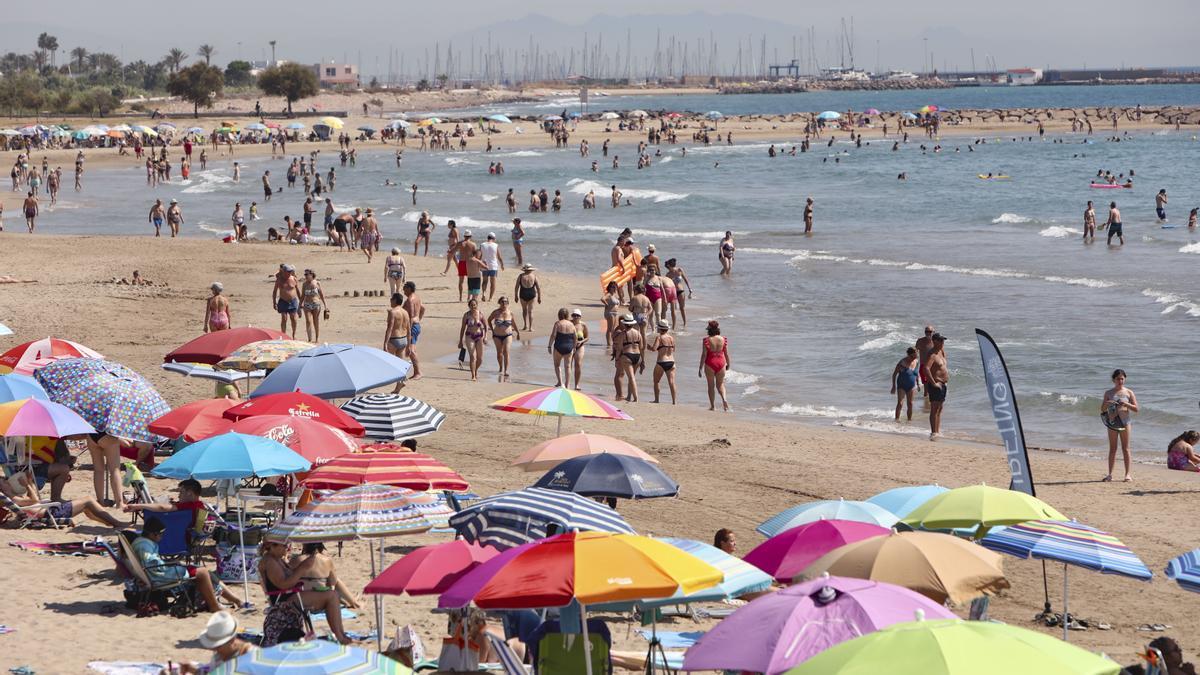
467, 277, 482, 295
410, 322, 421, 344
456, 260, 468, 277
1157, 207, 1166, 220
276, 298, 299, 314
388, 336, 408, 351
928, 383, 948, 403
482, 269, 497, 278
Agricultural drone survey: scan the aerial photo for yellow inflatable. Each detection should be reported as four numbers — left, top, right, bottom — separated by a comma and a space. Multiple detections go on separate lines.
600, 248, 642, 294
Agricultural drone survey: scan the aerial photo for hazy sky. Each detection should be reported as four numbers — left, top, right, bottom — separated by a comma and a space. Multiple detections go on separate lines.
7, 0, 1198, 77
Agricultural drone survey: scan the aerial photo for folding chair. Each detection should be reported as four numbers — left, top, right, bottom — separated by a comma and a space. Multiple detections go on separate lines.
116, 531, 200, 618
151, 509, 195, 560
530, 619, 612, 675
0, 491, 69, 529
487, 632, 532, 675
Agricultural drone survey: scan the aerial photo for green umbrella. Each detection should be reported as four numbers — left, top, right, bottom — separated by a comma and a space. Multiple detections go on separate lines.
784, 617, 1119, 675
902, 483, 1067, 535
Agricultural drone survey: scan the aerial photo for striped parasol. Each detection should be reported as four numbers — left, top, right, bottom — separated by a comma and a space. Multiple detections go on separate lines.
757, 499, 899, 537
339, 394, 445, 441
300, 451, 469, 492
0, 337, 103, 375
491, 386, 632, 435
980, 520, 1152, 579
1166, 549, 1200, 593
217, 339, 313, 371
270, 484, 453, 542
212, 639, 411, 674
449, 486, 635, 551
161, 362, 267, 384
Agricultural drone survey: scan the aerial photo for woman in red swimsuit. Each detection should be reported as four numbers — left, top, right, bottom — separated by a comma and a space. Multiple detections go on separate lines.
698, 320, 730, 411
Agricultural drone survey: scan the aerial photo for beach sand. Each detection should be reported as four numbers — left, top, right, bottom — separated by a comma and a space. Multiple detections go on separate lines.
1, 234, 1198, 673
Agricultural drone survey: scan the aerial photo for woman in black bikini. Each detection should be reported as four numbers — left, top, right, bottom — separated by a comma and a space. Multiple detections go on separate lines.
650, 319, 677, 404
615, 314, 645, 402
487, 297, 519, 381
548, 308, 577, 388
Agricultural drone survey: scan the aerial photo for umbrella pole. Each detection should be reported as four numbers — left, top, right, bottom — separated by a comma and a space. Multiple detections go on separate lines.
556, 416, 562, 437
1062, 563, 1069, 642
238, 495, 250, 607
372, 539, 383, 651
1041, 560, 1052, 616
580, 602, 593, 675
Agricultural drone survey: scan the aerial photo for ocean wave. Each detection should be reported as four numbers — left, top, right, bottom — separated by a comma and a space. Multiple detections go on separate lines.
400, 211, 556, 231
181, 170, 234, 194
836, 419, 932, 436
565, 178, 688, 203
495, 150, 544, 157
1142, 288, 1200, 316
444, 157, 478, 166
1179, 242, 1200, 254
723, 369, 759, 385
1040, 226, 1081, 238
566, 223, 732, 240
858, 333, 910, 351
658, 156, 674, 163
1043, 276, 1114, 288
196, 221, 235, 237
857, 319, 900, 333
480, 194, 499, 202
743, 385, 760, 396
771, 403, 893, 419
992, 213, 1034, 224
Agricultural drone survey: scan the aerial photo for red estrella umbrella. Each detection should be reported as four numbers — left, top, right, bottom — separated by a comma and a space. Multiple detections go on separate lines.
0, 337, 104, 376
227, 414, 359, 465
147, 398, 237, 442
301, 451, 469, 492
364, 540, 499, 596
164, 326, 290, 365
223, 392, 365, 436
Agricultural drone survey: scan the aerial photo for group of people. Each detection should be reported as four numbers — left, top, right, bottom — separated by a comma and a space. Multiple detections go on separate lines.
889, 325, 950, 440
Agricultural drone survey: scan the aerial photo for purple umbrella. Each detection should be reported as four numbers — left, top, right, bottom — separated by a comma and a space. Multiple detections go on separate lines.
744, 520, 890, 583
438, 539, 537, 608
681, 575, 955, 674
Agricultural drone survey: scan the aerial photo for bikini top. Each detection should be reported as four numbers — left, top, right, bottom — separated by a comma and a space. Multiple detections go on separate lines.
303, 286, 318, 297
493, 317, 512, 329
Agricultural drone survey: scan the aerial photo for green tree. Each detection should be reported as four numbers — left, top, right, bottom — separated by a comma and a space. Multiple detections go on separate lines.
224, 60, 253, 88
0, 72, 44, 115
164, 47, 188, 73
167, 62, 224, 117
257, 62, 318, 116
71, 46, 88, 72
37, 32, 59, 67
197, 44, 216, 65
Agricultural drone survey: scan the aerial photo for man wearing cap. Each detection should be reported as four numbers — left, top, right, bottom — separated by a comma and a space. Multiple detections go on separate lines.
914, 325, 935, 399
166, 198, 184, 237
272, 264, 300, 338
920, 333, 949, 440
480, 232, 504, 301
179, 611, 255, 674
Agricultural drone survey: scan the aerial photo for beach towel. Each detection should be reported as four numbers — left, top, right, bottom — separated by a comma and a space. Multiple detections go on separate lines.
635, 630, 704, 649
86, 663, 165, 675
310, 607, 357, 622
0, 625, 14, 635
10, 540, 104, 556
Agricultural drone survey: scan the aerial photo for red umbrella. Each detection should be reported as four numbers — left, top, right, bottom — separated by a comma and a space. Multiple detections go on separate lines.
364, 540, 498, 596
147, 398, 237, 442
357, 441, 415, 453
164, 327, 289, 365
223, 392, 365, 436
228, 414, 359, 465
0, 337, 103, 375
301, 451, 469, 492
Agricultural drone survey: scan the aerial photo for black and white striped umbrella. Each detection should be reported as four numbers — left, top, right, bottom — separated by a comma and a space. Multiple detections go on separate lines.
339, 393, 445, 441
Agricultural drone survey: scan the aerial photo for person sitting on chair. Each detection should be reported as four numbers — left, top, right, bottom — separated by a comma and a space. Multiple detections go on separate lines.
0, 469, 125, 529
133, 517, 241, 612
123, 478, 208, 541
290, 542, 361, 610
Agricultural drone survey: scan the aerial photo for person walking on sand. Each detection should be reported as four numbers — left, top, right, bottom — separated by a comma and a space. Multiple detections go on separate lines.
1106, 201, 1124, 246
361, 209, 379, 263
148, 199, 165, 237
204, 282, 231, 333
570, 308, 588, 390
699, 320, 730, 411
915, 325, 936, 398
803, 197, 815, 234
414, 211, 435, 256
719, 231, 735, 276
1101, 368, 1138, 482
488, 297, 519, 381
665, 258, 692, 327
891, 347, 920, 421
441, 220, 461, 276
384, 247, 406, 296
384, 293, 412, 393
272, 264, 300, 338
514, 264, 541, 331
480, 232, 504, 301
650, 319, 677, 404
167, 198, 184, 238
920, 333, 949, 440
402, 281, 425, 381
300, 269, 328, 343
1083, 200, 1096, 242
458, 298, 487, 381
510, 218, 526, 266
548, 308, 577, 388
614, 314, 644, 402
22, 191, 38, 233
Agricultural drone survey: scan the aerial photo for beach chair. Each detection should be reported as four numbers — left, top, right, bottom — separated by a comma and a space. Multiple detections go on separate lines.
152, 509, 195, 560
116, 531, 200, 618
1143, 647, 1167, 675
487, 632, 532, 675
529, 619, 612, 675
0, 491, 69, 529
120, 461, 155, 523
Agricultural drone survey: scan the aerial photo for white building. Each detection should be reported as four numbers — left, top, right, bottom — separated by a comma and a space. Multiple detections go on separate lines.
1006, 68, 1043, 86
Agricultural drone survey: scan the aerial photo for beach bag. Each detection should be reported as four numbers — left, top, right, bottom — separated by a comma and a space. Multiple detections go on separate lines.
438, 622, 481, 672
215, 541, 260, 583
262, 595, 312, 647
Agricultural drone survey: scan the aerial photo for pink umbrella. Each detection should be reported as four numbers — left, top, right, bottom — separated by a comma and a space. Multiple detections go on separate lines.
864, 108, 881, 115
682, 575, 956, 674
364, 540, 499, 596
744, 520, 890, 583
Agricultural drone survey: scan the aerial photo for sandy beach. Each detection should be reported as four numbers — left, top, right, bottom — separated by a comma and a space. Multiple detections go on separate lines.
1, 233, 1198, 673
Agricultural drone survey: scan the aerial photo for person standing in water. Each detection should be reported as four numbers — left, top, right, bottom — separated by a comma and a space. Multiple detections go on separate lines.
547, 308, 577, 388
803, 197, 814, 234
1106, 201, 1124, 246
718, 231, 735, 276
510, 218, 526, 267
891, 347, 919, 421
148, 199, 165, 237
1083, 200, 1096, 241
1101, 368, 1138, 482
458, 298, 487, 382
650, 319, 677, 404
514, 264, 540, 331
699, 320, 730, 411
488, 297, 519, 382
920, 333, 949, 440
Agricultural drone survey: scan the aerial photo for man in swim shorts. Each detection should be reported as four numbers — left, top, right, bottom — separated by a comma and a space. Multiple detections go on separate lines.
1106, 201, 1124, 246
148, 198, 165, 237
921, 333, 950, 441
464, 245, 485, 301
1156, 189, 1168, 223
384, 293, 412, 392
272, 264, 300, 338
402, 281, 425, 380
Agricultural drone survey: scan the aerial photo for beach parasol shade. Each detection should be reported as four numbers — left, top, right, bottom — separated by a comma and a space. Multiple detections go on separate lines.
228, 415, 359, 465
863, 107, 881, 115
705, 111, 724, 119
901, 484, 1067, 534
449, 486, 635, 550
161, 362, 267, 384
318, 116, 344, 129
487, 114, 512, 124
683, 576, 956, 674
165, 326, 289, 365
269, 483, 451, 541
286, 122, 306, 130
439, 531, 723, 609
211, 639, 411, 674
388, 119, 411, 129
364, 540, 500, 596
816, 111, 842, 120
251, 344, 410, 400
512, 431, 657, 471
627, 110, 649, 118
0, 337, 103, 375
300, 451, 469, 492
0, 398, 95, 437
0, 373, 48, 402
599, 112, 620, 120
339, 394, 444, 441
223, 392, 365, 436
153, 431, 311, 480
1166, 548, 1200, 593
780, 617, 1120, 675
533, 453, 678, 499
919, 104, 940, 113
744, 520, 891, 583
147, 398, 236, 442
34, 358, 170, 443
757, 499, 899, 537
866, 484, 949, 518
800, 530, 1010, 605
901, 111, 918, 119
357, 125, 377, 132
356, 441, 414, 453
244, 122, 267, 131
491, 386, 632, 421
217, 339, 313, 371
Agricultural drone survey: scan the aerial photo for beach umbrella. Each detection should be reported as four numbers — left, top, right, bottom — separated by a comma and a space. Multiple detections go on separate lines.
286, 122, 306, 130
780, 617, 1120, 675
0, 337, 103, 375
250, 343, 411, 399
864, 107, 881, 115
147, 398, 237, 442
71, 130, 90, 140
356, 441, 414, 453
357, 125, 377, 133
110, 124, 132, 133
223, 392, 365, 436
338, 394, 445, 441
0, 398, 95, 438
627, 110, 649, 118
817, 111, 841, 120
161, 362, 267, 385
364, 540, 500, 596
533, 453, 678, 499
227, 415, 359, 466
387, 119, 411, 129
599, 112, 620, 120
744, 520, 891, 583
491, 386, 632, 436
1166, 549, 1200, 593
318, 116, 344, 129
920, 104, 940, 113
417, 118, 440, 126
300, 451, 469, 492
593, 537, 772, 611
980, 520, 1152, 640
34, 359, 170, 443
153, 432, 310, 480
264, 122, 281, 129
866, 484, 949, 518
186, 126, 205, 134
901, 112, 918, 120
682, 576, 956, 674
449, 486, 635, 550
269, 484, 449, 542
155, 122, 176, 129
757, 499, 899, 537
542, 114, 563, 121
216, 339, 313, 371
244, 122, 267, 131
0, 373, 48, 402
901, 484, 1067, 535
0, 130, 19, 137
705, 111, 724, 120
211, 639, 411, 674
487, 114, 512, 124
801, 530, 1009, 605
512, 431, 658, 471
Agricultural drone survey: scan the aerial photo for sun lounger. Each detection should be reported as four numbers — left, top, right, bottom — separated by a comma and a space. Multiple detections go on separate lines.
487, 632, 532, 675
0, 491, 69, 529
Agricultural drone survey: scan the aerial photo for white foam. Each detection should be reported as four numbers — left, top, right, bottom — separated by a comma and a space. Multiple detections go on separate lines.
992, 213, 1033, 224
495, 150, 544, 157
400, 211, 556, 231
858, 333, 910, 351
565, 178, 688, 203
659, 156, 674, 163
480, 194, 499, 202
1142, 288, 1200, 316
1040, 226, 1081, 238
1180, 242, 1200, 254
857, 319, 900, 333
181, 170, 234, 194
723, 369, 759, 385
742, 385, 760, 396
444, 157, 478, 166
196, 221, 235, 237
1043, 276, 1115, 289
771, 403, 893, 419
567, 223, 731, 240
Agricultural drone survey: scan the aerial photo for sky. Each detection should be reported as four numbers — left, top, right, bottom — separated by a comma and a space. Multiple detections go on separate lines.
5, 0, 1198, 78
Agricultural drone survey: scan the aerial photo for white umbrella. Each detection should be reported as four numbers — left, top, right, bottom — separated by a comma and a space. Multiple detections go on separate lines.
627, 110, 649, 118
599, 112, 620, 120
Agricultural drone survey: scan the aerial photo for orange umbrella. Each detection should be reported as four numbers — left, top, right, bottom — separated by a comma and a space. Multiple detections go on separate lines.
512, 431, 658, 472
301, 451, 469, 492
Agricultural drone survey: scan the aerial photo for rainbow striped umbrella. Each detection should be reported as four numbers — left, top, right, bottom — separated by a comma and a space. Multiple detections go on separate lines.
270, 484, 452, 542
0, 398, 95, 437
300, 451, 469, 492
491, 386, 632, 435
212, 639, 410, 674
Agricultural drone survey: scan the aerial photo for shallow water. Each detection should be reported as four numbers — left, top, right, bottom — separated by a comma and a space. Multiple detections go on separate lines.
31, 121, 1200, 460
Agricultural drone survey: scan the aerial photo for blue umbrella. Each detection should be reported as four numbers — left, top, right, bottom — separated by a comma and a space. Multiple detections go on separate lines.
705, 110, 724, 120
187, 126, 206, 134
449, 486, 635, 550
286, 122, 306, 130
357, 125, 377, 132
594, 537, 772, 610
487, 114, 512, 124
0, 373, 48, 402
388, 119, 411, 129
867, 484, 949, 518
757, 499, 898, 537
816, 111, 841, 120
533, 453, 678, 499
244, 122, 267, 131
901, 112, 919, 120
1167, 549, 1200, 593
251, 343, 411, 399
213, 638, 409, 674
161, 361, 266, 385
153, 432, 310, 480
34, 358, 170, 443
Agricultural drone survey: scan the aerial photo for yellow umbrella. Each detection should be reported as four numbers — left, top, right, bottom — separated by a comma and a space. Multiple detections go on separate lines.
800, 530, 1009, 604
217, 339, 314, 371
417, 117, 440, 126
319, 116, 345, 129
901, 484, 1067, 535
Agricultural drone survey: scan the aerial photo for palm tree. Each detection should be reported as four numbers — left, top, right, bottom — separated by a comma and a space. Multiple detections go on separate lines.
71, 47, 88, 72
164, 48, 188, 73
36, 32, 58, 67
197, 44, 216, 65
